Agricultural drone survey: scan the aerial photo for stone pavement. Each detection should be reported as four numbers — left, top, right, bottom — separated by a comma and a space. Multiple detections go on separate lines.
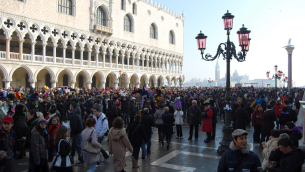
16, 118, 267, 172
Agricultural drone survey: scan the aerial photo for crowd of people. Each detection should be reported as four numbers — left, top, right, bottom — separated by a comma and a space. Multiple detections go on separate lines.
0, 85, 304, 172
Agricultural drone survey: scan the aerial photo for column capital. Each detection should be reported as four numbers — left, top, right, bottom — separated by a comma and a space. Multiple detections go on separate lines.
72, 47, 76, 50
19, 39, 25, 43
31, 41, 36, 45
5, 37, 12, 41
53, 44, 58, 48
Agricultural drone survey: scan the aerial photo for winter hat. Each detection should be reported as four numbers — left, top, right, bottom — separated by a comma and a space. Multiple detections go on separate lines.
15, 104, 24, 113
37, 119, 47, 125
2, 116, 14, 123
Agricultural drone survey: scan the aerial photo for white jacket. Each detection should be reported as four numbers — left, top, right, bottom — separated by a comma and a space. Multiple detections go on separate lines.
93, 113, 108, 137
174, 110, 183, 125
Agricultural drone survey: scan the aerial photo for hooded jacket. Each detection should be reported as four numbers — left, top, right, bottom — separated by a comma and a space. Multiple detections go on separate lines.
70, 107, 83, 137
218, 142, 261, 172
109, 128, 133, 172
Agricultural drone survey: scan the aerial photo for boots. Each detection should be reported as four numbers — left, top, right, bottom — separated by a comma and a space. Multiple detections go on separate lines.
132, 156, 139, 168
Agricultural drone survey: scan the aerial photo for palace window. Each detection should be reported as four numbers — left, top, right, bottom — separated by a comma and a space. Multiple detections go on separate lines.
169, 30, 175, 44
132, 3, 137, 15
96, 6, 106, 26
124, 15, 132, 32
150, 24, 158, 39
58, 0, 75, 16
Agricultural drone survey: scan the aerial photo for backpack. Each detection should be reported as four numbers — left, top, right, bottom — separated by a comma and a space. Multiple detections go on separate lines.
102, 117, 109, 136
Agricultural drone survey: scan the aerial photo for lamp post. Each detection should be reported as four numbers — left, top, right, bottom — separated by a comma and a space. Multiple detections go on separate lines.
208, 78, 214, 87
266, 65, 283, 99
195, 10, 251, 155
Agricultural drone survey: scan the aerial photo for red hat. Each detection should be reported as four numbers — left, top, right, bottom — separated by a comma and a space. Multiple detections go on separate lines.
2, 116, 14, 123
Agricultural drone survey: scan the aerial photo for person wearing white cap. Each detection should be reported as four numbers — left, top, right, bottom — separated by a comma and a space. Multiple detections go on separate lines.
217, 129, 262, 172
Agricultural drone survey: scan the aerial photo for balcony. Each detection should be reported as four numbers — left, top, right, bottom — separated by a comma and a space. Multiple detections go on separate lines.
94, 25, 113, 34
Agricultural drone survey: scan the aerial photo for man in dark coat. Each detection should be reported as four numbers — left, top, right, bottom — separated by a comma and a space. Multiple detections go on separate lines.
234, 103, 250, 130
268, 138, 305, 172
121, 97, 129, 124
69, 102, 84, 165
187, 100, 201, 141
162, 107, 175, 150
140, 108, 155, 158
231, 98, 242, 130
210, 100, 218, 140
260, 105, 276, 145
128, 98, 136, 124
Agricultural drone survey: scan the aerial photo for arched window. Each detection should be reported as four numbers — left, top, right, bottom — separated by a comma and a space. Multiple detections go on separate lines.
78, 75, 83, 88
169, 30, 175, 44
63, 74, 68, 86
132, 3, 137, 15
150, 24, 157, 39
96, 6, 106, 26
121, 0, 126, 10
124, 15, 132, 32
92, 75, 96, 88
58, 0, 73, 15
45, 74, 51, 88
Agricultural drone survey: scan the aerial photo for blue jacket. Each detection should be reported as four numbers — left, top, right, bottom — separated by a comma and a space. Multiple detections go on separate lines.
218, 142, 261, 172
255, 98, 266, 105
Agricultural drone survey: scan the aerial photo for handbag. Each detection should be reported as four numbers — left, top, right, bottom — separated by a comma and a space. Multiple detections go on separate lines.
52, 139, 72, 167
82, 130, 100, 154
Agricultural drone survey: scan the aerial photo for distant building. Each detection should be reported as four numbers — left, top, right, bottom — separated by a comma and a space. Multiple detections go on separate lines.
215, 59, 220, 81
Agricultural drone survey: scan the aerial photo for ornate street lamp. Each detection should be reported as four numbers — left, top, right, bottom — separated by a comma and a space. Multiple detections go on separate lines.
195, 10, 251, 155
208, 78, 214, 87
266, 65, 283, 99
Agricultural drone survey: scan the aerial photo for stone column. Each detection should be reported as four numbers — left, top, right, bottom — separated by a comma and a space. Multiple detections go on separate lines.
80, 47, 84, 66
88, 50, 92, 66
146, 56, 149, 72
127, 54, 130, 70
125, 82, 130, 88
71, 82, 75, 88
30, 82, 35, 88
100, 81, 105, 89
135, 82, 140, 89
122, 54, 124, 69
63, 46, 66, 64
30, 41, 35, 62
285, 46, 295, 90
5, 37, 11, 60
115, 53, 118, 69
4, 81, 10, 89
72, 47, 76, 65
42, 43, 47, 63
53, 44, 57, 63
109, 53, 113, 69
102, 51, 105, 68
114, 79, 118, 89
159, 60, 161, 73
132, 55, 135, 70
51, 81, 56, 88
19, 39, 24, 60
87, 82, 91, 89
96, 51, 99, 67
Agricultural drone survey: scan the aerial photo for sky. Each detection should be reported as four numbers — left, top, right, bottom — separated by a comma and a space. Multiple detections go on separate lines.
155, 0, 305, 86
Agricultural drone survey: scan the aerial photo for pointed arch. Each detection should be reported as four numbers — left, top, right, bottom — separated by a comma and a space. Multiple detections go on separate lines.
9, 64, 34, 82
91, 70, 106, 83
74, 69, 91, 83
34, 66, 56, 82
56, 68, 74, 82
0, 64, 8, 81
150, 23, 158, 39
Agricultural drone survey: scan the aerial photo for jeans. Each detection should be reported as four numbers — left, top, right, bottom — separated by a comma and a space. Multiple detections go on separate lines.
0, 158, 15, 172
71, 133, 83, 162
141, 139, 151, 157
97, 136, 109, 163
132, 145, 141, 160
253, 125, 261, 142
87, 163, 97, 172
157, 125, 163, 142
260, 134, 270, 146
212, 122, 216, 139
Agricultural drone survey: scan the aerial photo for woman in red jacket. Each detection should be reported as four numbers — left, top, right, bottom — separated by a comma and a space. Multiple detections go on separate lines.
273, 100, 282, 129
48, 116, 61, 162
251, 105, 263, 144
202, 101, 213, 143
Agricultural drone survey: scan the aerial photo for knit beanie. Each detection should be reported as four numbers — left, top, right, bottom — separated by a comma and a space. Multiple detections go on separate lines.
37, 119, 47, 125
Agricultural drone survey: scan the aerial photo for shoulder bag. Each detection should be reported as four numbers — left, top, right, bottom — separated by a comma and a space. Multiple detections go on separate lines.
82, 130, 100, 154
52, 139, 73, 167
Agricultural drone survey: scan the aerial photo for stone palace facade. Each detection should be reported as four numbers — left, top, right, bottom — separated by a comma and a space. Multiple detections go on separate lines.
0, 0, 184, 89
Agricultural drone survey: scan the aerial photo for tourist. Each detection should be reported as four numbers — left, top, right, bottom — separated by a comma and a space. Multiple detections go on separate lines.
273, 100, 282, 129
109, 117, 133, 172
174, 106, 184, 139
217, 129, 261, 171
279, 107, 290, 130
234, 103, 250, 130
47, 116, 61, 162
92, 106, 109, 165
69, 102, 84, 165
260, 105, 276, 146
127, 114, 147, 168
187, 100, 201, 141
201, 101, 213, 143
210, 100, 218, 140
140, 107, 155, 159
251, 105, 263, 144
31, 119, 49, 172
154, 104, 164, 143
284, 122, 302, 147
51, 126, 73, 172
81, 118, 103, 172
261, 129, 281, 171
12, 104, 27, 159
0, 116, 17, 172
162, 106, 175, 150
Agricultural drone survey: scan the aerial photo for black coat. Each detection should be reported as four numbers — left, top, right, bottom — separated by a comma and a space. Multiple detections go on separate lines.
69, 107, 83, 137
128, 101, 136, 117
234, 108, 250, 130
127, 121, 147, 147
261, 109, 276, 135
187, 106, 201, 125
25, 117, 39, 148
279, 112, 290, 125
162, 112, 175, 136
210, 106, 218, 124
289, 130, 302, 147
268, 148, 305, 172
121, 100, 128, 114
141, 113, 155, 139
